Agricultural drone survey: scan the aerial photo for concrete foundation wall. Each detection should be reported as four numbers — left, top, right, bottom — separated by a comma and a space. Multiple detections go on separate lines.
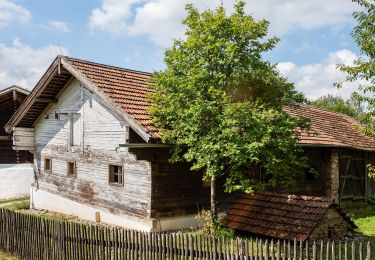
30, 187, 201, 232
0, 164, 34, 199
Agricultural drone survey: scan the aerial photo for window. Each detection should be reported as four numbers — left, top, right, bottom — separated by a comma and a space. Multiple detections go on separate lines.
304, 167, 318, 182
44, 157, 52, 174
109, 165, 124, 185
54, 111, 60, 120
67, 161, 76, 176
70, 113, 81, 146
328, 227, 334, 239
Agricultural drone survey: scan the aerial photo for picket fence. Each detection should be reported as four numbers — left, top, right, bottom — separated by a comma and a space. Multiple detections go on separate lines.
0, 209, 372, 259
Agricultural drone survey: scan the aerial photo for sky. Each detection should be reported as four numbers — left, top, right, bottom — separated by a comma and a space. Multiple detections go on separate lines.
0, 0, 363, 100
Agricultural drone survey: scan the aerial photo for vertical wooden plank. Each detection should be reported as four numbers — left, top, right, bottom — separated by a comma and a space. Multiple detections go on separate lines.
299, 240, 303, 260
367, 241, 371, 260
312, 241, 317, 260
326, 241, 330, 260
359, 241, 363, 260
305, 241, 309, 260
293, 239, 297, 260
189, 234, 194, 260
351, 240, 355, 260
287, 240, 290, 260
320, 240, 324, 260
338, 241, 342, 260
276, 240, 281, 260
332, 241, 336, 260
344, 240, 348, 260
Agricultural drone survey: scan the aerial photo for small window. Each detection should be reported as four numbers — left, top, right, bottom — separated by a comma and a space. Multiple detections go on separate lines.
54, 111, 60, 120
67, 161, 76, 176
44, 157, 52, 174
328, 227, 334, 239
304, 167, 318, 182
109, 165, 124, 186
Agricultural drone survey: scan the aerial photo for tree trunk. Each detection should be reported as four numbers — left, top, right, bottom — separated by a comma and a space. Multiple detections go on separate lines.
211, 175, 218, 219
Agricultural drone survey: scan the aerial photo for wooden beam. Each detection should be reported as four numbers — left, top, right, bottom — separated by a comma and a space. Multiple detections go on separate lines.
5, 56, 61, 133
0, 136, 10, 140
35, 97, 58, 103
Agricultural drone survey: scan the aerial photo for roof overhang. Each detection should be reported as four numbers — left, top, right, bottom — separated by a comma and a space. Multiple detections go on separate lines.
5, 56, 152, 142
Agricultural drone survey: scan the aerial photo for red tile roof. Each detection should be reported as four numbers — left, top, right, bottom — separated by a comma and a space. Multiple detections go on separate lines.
66, 57, 159, 138
223, 192, 355, 241
285, 105, 375, 151
65, 57, 374, 149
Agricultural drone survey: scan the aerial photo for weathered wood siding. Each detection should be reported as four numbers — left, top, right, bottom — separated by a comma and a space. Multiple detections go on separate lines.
0, 95, 32, 163
34, 79, 152, 219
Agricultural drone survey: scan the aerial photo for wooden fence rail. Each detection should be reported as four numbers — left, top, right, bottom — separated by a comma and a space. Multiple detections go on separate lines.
0, 209, 372, 259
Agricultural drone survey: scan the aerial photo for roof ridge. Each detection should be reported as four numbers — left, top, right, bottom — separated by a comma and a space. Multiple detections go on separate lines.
0, 85, 30, 96
301, 103, 355, 122
255, 191, 333, 203
65, 56, 154, 76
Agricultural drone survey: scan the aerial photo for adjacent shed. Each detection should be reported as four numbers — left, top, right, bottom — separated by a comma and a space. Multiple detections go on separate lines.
224, 192, 356, 241
0, 86, 32, 164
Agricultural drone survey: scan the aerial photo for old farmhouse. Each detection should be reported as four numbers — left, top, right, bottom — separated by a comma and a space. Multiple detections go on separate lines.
5, 55, 375, 231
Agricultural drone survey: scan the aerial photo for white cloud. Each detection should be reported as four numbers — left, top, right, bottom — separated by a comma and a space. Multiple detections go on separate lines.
0, 0, 31, 28
88, 0, 357, 47
0, 39, 69, 90
277, 49, 361, 100
46, 20, 71, 33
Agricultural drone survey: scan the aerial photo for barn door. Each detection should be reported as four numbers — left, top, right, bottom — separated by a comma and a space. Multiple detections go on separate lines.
339, 156, 366, 201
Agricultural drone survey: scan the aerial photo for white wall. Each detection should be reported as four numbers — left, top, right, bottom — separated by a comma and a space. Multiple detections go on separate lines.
0, 164, 34, 199
33, 79, 152, 222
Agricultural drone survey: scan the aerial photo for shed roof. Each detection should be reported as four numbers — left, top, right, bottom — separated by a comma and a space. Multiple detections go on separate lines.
0, 85, 30, 104
223, 192, 356, 241
5, 56, 375, 150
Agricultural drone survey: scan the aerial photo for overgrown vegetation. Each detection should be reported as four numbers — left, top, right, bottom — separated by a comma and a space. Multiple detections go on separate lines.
195, 210, 234, 238
335, 0, 374, 139
310, 93, 365, 120
150, 0, 308, 225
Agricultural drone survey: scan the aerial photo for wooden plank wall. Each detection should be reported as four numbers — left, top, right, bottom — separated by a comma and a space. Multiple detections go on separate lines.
0, 93, 33, 163
33, 79, 152, 220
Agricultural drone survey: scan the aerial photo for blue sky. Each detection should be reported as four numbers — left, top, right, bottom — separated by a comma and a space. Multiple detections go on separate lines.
0, 0, 362, 99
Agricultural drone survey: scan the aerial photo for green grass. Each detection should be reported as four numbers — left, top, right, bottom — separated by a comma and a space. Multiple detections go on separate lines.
345, 203, 375, 237
0, 251, 18, 260
0, 197, 29, 205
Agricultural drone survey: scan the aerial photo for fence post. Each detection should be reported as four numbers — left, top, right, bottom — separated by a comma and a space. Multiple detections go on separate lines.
367, 241, 371, 260
351, 240, 355, 260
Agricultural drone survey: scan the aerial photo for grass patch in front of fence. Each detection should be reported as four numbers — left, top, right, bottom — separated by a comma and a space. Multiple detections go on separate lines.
0, 196, 29, 205
0, 250, 18, 260
346, 203, 375, 237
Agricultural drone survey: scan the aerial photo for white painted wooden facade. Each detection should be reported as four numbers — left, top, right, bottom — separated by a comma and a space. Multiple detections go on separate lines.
31, 79, 155, 229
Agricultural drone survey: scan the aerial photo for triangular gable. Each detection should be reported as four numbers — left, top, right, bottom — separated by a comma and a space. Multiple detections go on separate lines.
5, 56, 152, 142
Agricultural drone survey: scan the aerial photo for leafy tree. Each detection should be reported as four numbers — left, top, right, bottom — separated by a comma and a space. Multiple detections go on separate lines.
335, 0, 374, 138
150, 1, 308, 221
310, 93, 365, 119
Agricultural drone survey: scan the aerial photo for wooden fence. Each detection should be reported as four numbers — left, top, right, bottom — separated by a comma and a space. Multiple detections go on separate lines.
0, 209, 372, 259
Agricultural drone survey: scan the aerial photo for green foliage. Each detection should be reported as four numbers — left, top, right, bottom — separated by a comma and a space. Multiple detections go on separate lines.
335, 0, 374, 138
195, 210, 234, 238
310, 93, 365, 119
150, 1, 308, 196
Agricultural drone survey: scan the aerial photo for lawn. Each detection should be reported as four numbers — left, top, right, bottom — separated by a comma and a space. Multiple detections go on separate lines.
0, 251, 18, 260
345, 202, 375, 250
